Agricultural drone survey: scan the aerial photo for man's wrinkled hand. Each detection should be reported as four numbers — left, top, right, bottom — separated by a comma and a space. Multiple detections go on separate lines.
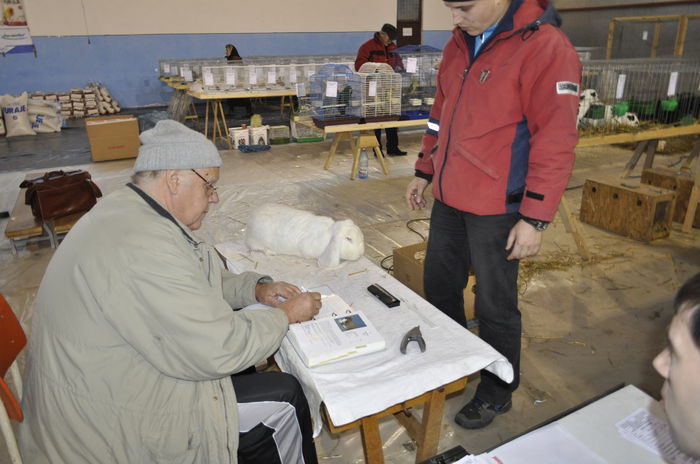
255, 281, 301, 307
279, 292, 322, 324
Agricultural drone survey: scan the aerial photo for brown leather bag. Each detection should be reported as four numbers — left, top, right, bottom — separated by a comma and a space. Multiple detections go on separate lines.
20, 170, 103, 221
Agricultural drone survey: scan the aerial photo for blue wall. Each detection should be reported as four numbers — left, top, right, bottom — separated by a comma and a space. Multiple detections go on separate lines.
1, 31, 451, 108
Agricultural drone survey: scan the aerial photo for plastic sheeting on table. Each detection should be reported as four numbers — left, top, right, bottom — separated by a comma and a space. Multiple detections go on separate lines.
216, 240, 513, 436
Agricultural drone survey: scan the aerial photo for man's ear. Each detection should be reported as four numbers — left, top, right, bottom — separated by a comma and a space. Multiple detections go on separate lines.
164, 169, 182, 194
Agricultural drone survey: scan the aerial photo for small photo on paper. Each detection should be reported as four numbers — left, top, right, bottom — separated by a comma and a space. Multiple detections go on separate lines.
335, 314, 367, 331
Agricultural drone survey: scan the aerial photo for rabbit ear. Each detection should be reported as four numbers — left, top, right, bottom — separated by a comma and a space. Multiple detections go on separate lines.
318, 220, 348, 267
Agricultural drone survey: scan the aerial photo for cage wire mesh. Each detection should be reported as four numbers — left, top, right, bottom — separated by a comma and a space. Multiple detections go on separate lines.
611, 20, 680, 59
166, 90, 194, 123
357, 63, 402, 121
578, 58, 700, 136
395, 45, 441, 119
201, 64, 247, 93
309, 64, 362, 127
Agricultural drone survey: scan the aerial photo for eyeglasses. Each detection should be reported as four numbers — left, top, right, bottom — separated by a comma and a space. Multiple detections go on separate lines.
190, 169, 218, 195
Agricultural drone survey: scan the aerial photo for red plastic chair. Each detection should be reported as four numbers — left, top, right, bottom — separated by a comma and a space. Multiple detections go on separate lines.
0, 294, 26, 464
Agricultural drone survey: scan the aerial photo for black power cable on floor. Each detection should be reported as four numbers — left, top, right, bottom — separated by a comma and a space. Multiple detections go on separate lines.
380, 217, 431, 273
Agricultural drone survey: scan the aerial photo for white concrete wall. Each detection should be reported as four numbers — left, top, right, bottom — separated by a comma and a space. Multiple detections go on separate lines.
23, 0, 399, 36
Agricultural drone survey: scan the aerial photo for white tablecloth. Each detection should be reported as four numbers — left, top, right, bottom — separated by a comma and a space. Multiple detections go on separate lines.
216, 241, 513, 435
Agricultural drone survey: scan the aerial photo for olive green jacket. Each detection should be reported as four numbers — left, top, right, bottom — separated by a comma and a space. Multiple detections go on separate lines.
19, 185, 288, 463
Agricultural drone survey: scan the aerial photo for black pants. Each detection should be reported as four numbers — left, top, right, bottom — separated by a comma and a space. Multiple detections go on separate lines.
424, 200, 521, 405
374, 127, 399, 152
232, 371, 318, 464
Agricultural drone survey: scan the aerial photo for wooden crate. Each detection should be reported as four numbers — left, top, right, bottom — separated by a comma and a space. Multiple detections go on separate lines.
580, 177, 676, 241
393, 241, 476, 322
641, 167, 700, 228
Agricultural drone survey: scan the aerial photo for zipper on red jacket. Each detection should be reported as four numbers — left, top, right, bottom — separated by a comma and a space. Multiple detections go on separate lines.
438, 64, 473, 201
437, 24, 533, 201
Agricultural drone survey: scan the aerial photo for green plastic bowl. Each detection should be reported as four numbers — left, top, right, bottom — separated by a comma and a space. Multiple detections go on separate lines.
660, 99, 678, 112
612, 102, 629, 116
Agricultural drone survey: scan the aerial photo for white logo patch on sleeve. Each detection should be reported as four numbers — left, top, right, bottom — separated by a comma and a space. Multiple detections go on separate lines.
556, 81, 579, 96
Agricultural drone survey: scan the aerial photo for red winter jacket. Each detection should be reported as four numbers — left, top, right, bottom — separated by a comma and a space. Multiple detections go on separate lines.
355, 33, 403, 71
415, 0, 581, 221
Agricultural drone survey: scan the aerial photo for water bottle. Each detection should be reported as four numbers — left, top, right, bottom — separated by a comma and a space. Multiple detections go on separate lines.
358, 149, 369, 179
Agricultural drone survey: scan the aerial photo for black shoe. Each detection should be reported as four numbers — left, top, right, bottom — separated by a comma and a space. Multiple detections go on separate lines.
455, 397, 512, 429
386, 148, 407, 156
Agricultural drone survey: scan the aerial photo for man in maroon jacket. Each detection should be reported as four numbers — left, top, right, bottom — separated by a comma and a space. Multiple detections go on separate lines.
355, 23, 407, 156
405, 0, 581, 429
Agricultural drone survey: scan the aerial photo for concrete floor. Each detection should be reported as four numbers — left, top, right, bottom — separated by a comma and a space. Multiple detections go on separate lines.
0, 127, 698, 463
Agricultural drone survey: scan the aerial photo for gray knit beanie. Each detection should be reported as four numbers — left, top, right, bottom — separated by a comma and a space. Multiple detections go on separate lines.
134, 120, 222, 172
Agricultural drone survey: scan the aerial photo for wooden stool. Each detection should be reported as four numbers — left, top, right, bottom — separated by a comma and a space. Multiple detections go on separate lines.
280, 95, 294, 116
350, 131, 389, 180
323, 131, 391, 180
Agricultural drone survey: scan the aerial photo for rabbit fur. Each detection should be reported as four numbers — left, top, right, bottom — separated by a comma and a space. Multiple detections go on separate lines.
245, 203, 365, 267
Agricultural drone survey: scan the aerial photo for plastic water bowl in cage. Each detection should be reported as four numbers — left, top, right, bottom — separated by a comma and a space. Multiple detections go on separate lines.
409, 98, 422, 106
423, 98, 435, 105
661, 99, 678, 112
585, 104, 606, 119
612, 102, 629, 116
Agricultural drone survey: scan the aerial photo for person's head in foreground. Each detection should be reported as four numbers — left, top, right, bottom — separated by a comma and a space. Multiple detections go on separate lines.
132, 119, 221, 231
443, 0, 513, 36
653, 272, 700, 458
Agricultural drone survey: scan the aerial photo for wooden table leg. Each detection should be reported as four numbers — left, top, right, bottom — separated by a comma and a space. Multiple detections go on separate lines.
217, 100, 233, 150
621, 140, 648, 178
642, 139, 659, 170
415, 388, 447, 462
373, 145, 389, 175
681, 138, 700, 173
212, 99, 221, 144
325, 133, 345, 170
350, 140, 361, 181
204, 101, 210, 138
360, 415, 384, 464
557, 197, 591, 261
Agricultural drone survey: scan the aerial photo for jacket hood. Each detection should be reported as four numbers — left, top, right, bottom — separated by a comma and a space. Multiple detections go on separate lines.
451, 0, 562, 47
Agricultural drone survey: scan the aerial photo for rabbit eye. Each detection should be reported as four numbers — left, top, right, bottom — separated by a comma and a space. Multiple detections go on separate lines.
345, 237, 353, 243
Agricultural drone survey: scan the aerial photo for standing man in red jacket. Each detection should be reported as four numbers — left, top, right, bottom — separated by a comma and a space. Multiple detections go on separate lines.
355, 23, 407, 156
405, 0, 581, 429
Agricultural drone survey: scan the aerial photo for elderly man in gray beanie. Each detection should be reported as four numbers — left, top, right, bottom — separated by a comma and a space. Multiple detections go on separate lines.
19, 120, 321, 464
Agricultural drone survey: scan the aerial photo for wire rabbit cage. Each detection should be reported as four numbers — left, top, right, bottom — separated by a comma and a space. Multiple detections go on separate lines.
357, 63, 402, 122
309, 64, 362, 127
395, 45, 442, 119
579, 58, 700, 135
201, 64, 247, 93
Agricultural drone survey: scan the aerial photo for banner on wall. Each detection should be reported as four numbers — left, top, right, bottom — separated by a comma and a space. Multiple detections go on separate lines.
1, 0, 33, 55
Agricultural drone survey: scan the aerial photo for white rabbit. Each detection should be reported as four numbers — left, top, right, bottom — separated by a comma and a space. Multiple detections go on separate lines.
245, 203, 365, 267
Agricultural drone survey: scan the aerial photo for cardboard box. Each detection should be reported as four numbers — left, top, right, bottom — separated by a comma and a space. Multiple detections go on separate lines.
85, 115, 140, 162
393, 241, 476, 321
